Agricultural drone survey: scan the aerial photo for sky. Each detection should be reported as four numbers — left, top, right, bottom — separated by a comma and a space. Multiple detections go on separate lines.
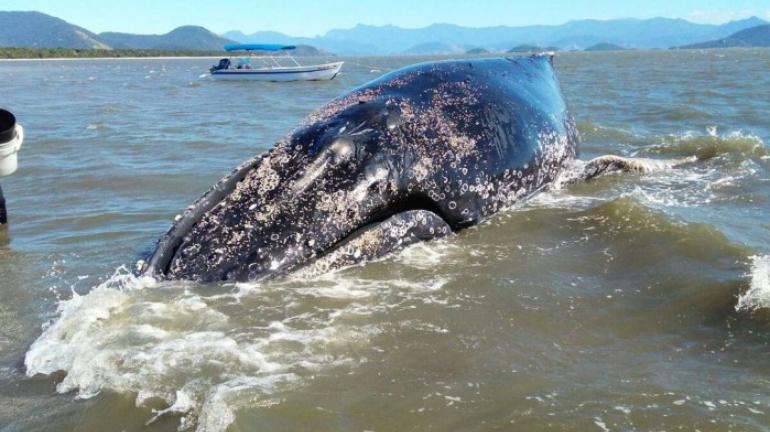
3, 0, 770, 36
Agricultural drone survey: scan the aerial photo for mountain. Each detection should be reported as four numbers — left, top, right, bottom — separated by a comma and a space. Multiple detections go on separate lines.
403, 42, 465, 55
507, 44, 545, 53
0, 11, 232, 51
223, 28, 377, 54
584, 42, 628, 51
287, 45, 327, 56
226, 16, 768, 54
222, 30, 300, 45
100, 26, 233, 50
466, 47, 490, 54
0, 11, 109, 49
714, 16, 768, 35
2, 10, 768, 55
678, 24, 770, 48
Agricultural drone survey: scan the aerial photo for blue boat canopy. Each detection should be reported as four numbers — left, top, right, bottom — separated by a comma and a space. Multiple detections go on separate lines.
224, 43, 296, 52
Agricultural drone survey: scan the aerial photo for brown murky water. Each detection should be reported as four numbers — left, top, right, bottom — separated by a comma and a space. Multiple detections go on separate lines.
1, 50, 769, 431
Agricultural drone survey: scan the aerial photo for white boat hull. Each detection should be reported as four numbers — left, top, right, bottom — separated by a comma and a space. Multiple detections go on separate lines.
211, 61, 343, 81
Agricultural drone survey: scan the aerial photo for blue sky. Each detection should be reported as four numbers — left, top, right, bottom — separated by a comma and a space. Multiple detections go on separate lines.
4, 0, 770, 36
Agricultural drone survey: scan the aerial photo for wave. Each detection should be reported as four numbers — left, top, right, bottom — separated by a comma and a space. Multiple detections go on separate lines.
23, 241, 457, 431
23, 267, 344, 431
636, 129, 767, 163
576, 120, 640, 143
509, 194, 749, 268
736, 255, 770, 312
563, 197, 744, 250
539, 125, 768, 214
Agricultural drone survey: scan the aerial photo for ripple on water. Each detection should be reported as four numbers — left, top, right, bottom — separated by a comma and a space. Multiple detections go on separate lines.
736, 255, 770, 312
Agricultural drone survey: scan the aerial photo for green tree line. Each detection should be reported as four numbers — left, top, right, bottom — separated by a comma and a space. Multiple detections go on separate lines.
0, 48, 228, 59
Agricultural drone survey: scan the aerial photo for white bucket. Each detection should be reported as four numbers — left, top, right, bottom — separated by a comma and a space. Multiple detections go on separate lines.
0, 124, 23, 177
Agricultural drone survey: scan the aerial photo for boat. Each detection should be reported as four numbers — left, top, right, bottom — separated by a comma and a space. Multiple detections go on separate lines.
210, 44, 343, 81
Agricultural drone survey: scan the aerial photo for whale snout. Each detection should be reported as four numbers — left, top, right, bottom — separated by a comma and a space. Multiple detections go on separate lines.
143, 128, 449, 282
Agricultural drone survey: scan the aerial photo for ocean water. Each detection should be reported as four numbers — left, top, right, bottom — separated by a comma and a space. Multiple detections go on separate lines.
1, 49, 769, 431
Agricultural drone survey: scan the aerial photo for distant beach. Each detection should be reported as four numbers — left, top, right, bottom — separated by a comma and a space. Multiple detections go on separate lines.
0, 55, 224, 61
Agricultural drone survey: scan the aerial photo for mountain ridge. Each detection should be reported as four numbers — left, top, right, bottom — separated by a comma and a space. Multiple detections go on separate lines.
227, 16, 768, 54
678, 24, 770, 49
0, 11, 232, 51
99, 26, 233, 50
0, 10, 767, 55
0, 11, 109, 49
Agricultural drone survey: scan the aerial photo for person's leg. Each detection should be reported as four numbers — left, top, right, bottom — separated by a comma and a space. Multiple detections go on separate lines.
0, 184, 6, 226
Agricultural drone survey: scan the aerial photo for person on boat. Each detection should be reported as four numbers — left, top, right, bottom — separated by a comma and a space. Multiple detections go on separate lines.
210, 58, 230, 73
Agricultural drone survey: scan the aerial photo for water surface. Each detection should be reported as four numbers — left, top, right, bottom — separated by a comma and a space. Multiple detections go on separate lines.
1, 50, 769, 431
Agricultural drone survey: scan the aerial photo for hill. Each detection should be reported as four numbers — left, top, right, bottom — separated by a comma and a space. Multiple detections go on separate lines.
584, 43, 628, 51
0, 11, 327, 54
0, 11, 109, 49
99, 26, 232, 50
678, 24, 770, 48
466, 47, 490, 54
0, 11, 231, 51
507, 44, 544, 53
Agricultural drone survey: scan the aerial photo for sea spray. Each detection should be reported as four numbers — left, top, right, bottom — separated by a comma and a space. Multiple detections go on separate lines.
736, 255, 770, 311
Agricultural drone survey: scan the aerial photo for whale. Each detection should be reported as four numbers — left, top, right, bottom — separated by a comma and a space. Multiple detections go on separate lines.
142, 54, 582, 282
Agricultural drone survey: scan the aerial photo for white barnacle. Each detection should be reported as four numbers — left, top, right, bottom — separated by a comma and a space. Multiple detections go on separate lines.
330, 138, 355, 162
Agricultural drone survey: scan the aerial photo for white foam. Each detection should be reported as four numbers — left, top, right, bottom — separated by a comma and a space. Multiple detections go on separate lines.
24, 270, 358, 430
395, 240, 461, 269
736, 255, 770, 311
25, 260, 451, 431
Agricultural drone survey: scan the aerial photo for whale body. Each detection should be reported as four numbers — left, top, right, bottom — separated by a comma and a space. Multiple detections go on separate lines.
142, 55, 579, 282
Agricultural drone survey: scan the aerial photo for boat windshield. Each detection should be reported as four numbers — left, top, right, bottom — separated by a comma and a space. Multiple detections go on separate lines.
212, 48, 306, 71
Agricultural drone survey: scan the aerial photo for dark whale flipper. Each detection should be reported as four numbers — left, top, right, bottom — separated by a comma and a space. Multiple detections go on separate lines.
295, 210, 451, 277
